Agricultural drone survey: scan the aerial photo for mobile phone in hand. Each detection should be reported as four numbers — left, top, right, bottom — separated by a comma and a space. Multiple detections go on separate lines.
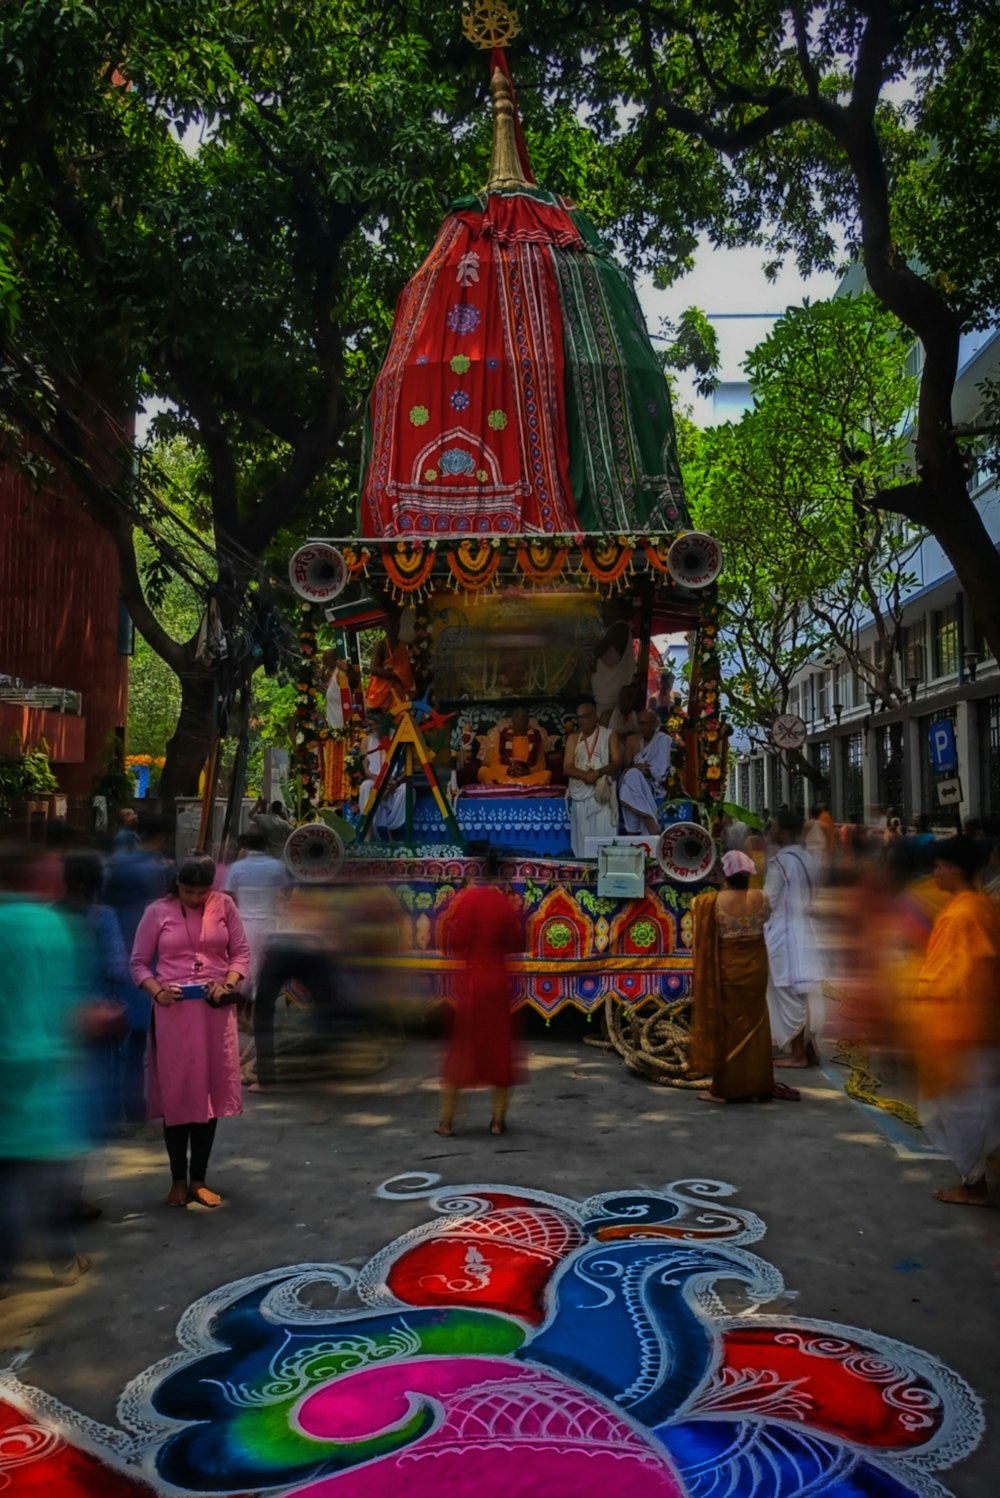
177, 983, 207, 1001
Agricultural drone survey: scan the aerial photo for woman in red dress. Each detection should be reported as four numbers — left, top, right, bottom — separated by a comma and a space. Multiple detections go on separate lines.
436, 849, 522, 1137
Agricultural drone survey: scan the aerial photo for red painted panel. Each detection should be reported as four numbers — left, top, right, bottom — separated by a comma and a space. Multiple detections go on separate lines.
0, 703, 87, 761
0, 459, 128, 797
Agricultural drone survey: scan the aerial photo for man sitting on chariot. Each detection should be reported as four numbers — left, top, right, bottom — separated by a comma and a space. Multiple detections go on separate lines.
619, 709, 671, 836
476, 705, 552, 787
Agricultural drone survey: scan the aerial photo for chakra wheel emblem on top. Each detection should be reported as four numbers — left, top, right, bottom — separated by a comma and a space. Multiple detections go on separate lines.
462, 0, 522, 50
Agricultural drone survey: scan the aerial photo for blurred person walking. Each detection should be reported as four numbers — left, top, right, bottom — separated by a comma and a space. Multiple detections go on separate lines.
224, 827, 287, 992
0, 847, 92, 1294
104, 813, 174, 1124
57, 851, 129, 1186
691, 851, 798, 1104
765, 811, 823, 1067
130, 856, 249, 1207
250, 800, 293, 860
436, 849, 522, 1137
915, 838, 1000, 1208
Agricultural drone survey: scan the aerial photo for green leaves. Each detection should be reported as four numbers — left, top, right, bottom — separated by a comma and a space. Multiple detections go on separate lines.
688, 294, 919, 737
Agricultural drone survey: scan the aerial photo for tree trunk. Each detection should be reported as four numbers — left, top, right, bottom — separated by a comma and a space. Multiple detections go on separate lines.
923, 451, 1000, 663
159, 669, 217, 803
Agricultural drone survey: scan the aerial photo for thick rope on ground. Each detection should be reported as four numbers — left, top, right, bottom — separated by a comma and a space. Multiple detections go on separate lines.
603, 993, 708, 1088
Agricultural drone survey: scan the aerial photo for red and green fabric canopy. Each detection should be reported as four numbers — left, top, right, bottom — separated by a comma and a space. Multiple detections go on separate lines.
359, 177, 689, 539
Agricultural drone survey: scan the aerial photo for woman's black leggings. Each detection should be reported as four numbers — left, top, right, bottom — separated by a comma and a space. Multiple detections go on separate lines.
163, 1119, 218, 1182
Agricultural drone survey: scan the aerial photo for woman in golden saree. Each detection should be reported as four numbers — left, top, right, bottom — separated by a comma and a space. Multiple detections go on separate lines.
691, 850, 797, 1103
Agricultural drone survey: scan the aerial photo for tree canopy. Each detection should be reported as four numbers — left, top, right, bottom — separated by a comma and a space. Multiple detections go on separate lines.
2, 0, 999, 797
687, 293, 918, 759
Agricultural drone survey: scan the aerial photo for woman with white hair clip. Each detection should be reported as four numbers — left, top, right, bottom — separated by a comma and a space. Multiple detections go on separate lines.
690, 850, 799, 1104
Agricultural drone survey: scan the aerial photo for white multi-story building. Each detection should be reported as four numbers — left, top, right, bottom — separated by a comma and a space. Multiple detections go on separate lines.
728, 321, 1000, 825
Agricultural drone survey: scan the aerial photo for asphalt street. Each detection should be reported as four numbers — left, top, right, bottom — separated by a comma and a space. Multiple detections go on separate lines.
1, 1024, 997, 1496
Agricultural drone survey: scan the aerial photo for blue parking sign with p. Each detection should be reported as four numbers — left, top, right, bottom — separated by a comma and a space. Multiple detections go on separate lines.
929, 719, 957, 774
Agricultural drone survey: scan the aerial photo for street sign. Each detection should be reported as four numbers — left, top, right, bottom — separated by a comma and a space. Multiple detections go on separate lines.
936, 776, 963, 806
928, 718, 957, 774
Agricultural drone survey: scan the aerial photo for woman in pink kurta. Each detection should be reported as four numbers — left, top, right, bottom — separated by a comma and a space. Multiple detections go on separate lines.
130, 856, 250, 1207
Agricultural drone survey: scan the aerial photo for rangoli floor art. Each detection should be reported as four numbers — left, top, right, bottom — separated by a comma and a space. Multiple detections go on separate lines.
0, 1175, 983, 1496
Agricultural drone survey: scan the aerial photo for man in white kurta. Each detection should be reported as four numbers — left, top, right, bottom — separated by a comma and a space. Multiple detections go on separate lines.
359, 730, 405, 836
619, 711, 671, 835
764, 812, 823, 1066
564, 699, 621, 858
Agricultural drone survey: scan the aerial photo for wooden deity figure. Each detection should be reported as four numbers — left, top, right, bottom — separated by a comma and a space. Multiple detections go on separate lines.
477, 706, 552, 786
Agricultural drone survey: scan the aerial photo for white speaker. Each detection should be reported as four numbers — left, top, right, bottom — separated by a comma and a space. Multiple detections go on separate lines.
666, 531, 723, 589
289, 543, 348, 603
657, 821, 716, 883
283, 824, 344, 882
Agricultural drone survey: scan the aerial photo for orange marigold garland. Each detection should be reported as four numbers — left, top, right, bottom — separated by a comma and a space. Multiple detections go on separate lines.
340, 545, 371, 580
693, 598, 725, 803
383, 541, 437, 599
516, 537, 570, 586
640, 536, 676, 577
292, 604, 323, 812
446, 538, 503, 592
320, 736, 349, 803
579, 537, 634, 589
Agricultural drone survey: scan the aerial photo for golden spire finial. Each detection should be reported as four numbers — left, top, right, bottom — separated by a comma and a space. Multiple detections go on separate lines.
462, 0, 521, 50
484, 66, 528, 191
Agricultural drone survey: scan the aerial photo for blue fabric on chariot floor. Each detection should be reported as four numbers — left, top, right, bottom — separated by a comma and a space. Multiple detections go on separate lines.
412, 787, 572, 856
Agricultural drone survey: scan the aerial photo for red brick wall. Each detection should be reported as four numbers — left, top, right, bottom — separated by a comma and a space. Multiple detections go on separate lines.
0, 463, 128, 798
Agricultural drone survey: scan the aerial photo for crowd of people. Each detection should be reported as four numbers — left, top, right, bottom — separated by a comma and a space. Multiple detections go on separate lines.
694, 804, 1000, 1209
3, 781, 999, 1297
0, 808, 402, 1296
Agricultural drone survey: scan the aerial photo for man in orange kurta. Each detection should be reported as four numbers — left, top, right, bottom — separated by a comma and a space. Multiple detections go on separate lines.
477, 707, 551, 786
915, 837, 1000, 1208
365, 618, 414, 713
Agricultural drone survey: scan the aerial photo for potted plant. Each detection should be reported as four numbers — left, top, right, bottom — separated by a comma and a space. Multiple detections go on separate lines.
0, 737, 60, 827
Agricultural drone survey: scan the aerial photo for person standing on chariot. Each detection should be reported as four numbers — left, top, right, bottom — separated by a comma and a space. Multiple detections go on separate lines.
564, 698, 621, 858
591, 597, 636, 722
619, 710, 671, 837
365, 615, 414, 713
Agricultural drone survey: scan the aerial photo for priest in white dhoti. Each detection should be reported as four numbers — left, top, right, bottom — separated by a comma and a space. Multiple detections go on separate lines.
764, 812, 823, 1066
564, 698, 621, 858
359, 726, 405, 836
619, 711, 671, 836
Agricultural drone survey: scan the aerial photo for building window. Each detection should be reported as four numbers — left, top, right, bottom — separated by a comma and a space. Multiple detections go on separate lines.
752, 755, 765, 813
975, 619, 995, 664
817, 674, 830, 724
811, 741, 832, 806
980, 696, 1000, 816
877, 723, 904, 816
739, 762, 750, 807
841, 733, 864, 821
903, 621, 926, 683
791, 769, 806, 816
931, 605, 959, 678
